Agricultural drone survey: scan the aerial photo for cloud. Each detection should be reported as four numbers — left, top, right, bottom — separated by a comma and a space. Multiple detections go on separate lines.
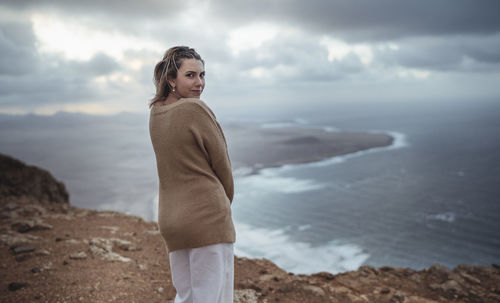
0, 18, 124, 112
210, 0, 500, 42
0, 0, 499, 114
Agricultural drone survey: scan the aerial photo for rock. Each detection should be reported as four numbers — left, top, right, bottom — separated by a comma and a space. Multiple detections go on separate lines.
89, 237, 132, 262
359, 265, 380, 276
328, 285, 352, 296
111, 238, 140, 251
404, 296, 440, 303
10, 203, 47, 218
157, 287, 164, 293
277, 284, 294, 293
347, 293, 369, 303
430, 279, 467, 299
3, 202, 18, 211
312, 271, 335, 280
380, 288, 391, 294
65, 239, 81, 244
390, 293, 405, 303
258, 274, 275, 282
428, 283, 440, 291
302, 285, 326, 296
74, 209, 94, 217
15, 254, 31, 262
459, 271, 481, 284
428, 264, 452, 276
69, 251, 88, 260
100, 226, 119, 234
409, 272, 423, 283
11, 219, 53, 233
42, 262, 53, 270
234, 289, 259, 303
11, 244, 36, 254
8, 282, 28, 291
0, 231, 40, 245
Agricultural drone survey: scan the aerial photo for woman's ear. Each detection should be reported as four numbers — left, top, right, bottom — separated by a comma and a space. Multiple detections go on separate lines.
168, 78, 176, 89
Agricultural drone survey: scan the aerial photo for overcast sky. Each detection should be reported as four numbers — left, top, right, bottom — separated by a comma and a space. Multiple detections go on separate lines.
1, 0, 499, 115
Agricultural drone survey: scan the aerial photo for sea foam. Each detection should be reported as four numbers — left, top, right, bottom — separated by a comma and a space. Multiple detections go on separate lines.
234, 222, 369, 274
426, 212, 456, 223
237, 168, 325, 194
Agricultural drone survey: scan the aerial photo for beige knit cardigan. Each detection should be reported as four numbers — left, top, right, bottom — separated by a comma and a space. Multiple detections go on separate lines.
149, 98, 235, 252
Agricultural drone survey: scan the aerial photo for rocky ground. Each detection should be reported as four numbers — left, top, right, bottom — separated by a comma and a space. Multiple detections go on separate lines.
1, 154, 500, 303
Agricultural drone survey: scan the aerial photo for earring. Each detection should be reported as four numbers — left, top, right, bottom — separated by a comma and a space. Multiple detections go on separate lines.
172, 87, 176, 92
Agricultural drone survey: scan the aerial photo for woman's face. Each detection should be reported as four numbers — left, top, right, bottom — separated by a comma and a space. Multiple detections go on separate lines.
170, 58, 205, 99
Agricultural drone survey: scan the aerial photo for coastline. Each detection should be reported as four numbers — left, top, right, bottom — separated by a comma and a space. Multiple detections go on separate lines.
2, 154, 500, 302
228, 129, 405, 275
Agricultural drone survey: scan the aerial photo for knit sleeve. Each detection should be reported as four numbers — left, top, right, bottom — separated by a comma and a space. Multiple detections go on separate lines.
179, 103, 234, 203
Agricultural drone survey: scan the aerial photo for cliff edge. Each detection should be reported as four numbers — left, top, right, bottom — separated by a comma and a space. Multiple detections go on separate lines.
1, 154, 499, 303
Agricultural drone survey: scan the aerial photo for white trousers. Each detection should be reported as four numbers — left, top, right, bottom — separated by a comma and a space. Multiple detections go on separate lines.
168, 243, 234, 303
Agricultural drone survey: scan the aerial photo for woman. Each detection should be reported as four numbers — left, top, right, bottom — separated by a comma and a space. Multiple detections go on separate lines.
149, 46, 235, 303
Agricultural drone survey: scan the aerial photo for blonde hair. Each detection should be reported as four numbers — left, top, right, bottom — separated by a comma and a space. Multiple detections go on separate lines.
150, 46, 204, 108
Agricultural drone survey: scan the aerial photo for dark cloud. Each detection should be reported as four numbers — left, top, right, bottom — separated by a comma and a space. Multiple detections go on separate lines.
210, 0, 500, 42
1, 0, 188, 20
67, 53, 121, 76
463, 34, 500, 64
374, 34, 500, 72
6, 0, 500, 41
0, 20, 38, 75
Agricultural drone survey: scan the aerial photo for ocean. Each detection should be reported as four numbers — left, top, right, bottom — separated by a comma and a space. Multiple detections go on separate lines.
1, 99, 499, 274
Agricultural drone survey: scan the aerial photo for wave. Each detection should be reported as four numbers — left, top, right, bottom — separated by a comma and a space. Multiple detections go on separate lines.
426, 212, 456, 223
234, 222, 369, 274
237, 168, 325, 194
260, 118, 344, 132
